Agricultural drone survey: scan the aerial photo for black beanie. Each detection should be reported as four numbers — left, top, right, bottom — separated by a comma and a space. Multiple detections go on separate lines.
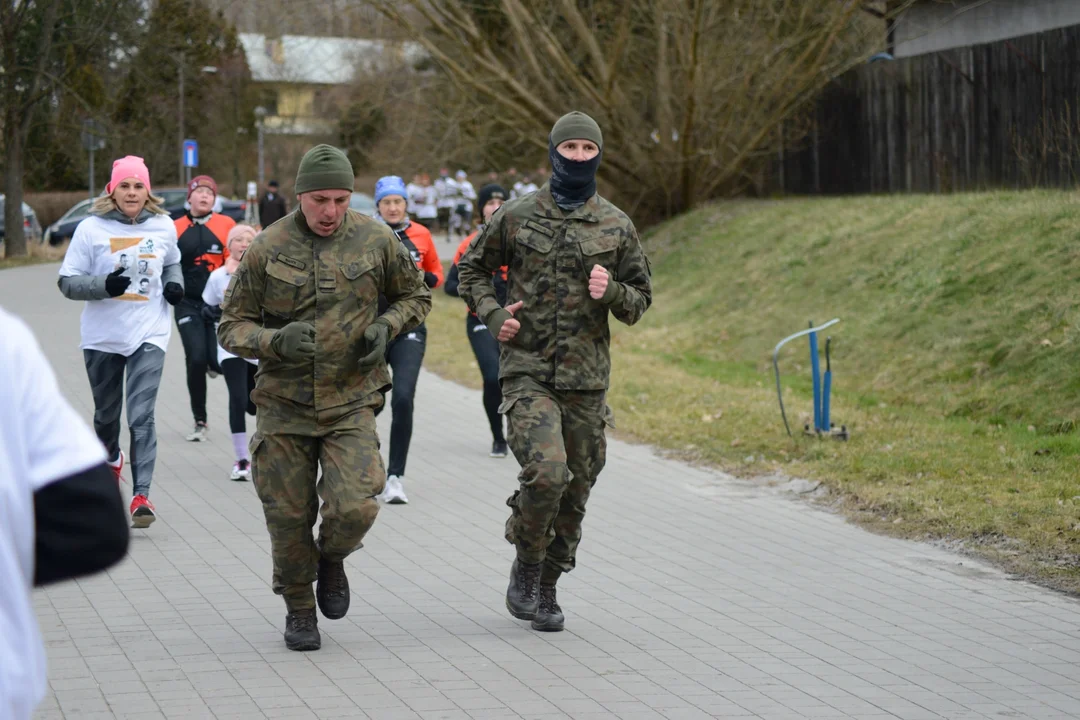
478, 183, 508, 211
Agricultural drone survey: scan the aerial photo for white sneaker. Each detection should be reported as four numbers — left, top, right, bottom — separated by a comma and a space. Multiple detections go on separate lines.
230, 459, 251, 481
381, 475, 408, 504
186, 422, 208, 442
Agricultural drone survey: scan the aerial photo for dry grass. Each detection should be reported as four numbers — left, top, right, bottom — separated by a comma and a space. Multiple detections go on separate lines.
424, 192, 1080, 595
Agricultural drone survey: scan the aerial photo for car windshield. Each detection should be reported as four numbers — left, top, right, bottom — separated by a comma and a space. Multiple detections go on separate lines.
61, 200, 93, 222
350, 193, 375, 214
160, 190, 188, 206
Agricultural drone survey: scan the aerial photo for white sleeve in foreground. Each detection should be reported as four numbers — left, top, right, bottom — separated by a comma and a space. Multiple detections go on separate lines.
7, 311, 106, 491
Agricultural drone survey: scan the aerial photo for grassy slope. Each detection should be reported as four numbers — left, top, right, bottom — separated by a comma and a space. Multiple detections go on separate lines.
426, 190, 1080, 593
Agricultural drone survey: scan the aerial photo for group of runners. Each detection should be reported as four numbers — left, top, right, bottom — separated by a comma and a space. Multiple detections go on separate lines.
404, 167, 545, 243
14, 111, 651, 680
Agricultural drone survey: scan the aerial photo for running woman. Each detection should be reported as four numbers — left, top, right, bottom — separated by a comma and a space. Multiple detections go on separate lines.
57, 154, 183, 528
202, 224, 259, 481
372, 175, 443, 504
174, 174, 236, 442
444, 183, 510, 458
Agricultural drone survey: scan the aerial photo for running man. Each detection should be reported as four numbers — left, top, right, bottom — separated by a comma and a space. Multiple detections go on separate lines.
458, 112, 652, 632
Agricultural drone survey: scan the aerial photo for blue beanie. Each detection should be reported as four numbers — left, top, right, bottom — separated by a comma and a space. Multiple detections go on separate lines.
375, 175, 408, 204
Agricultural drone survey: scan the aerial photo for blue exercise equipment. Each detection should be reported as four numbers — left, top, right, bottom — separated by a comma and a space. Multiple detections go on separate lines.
772, 319, 849, 440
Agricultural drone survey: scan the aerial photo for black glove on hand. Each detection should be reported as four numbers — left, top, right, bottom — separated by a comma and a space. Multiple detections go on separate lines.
104, 268, 130, 298
200, 303, 222, 323
357, 320, 390, 372
163, 282, 184, 306
423, 271, 439, 288
270, 321, 316, 362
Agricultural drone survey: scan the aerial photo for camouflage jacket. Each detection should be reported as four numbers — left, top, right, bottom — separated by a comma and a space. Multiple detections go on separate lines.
458, 184, 651, 390
218, 208, 431, 409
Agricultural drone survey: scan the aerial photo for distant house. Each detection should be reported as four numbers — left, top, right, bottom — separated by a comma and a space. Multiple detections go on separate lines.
890, 0, 1080, 58
238, 33, 425, 135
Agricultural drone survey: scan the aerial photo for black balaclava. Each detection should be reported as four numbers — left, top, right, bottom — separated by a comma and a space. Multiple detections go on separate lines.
547, 111, 604, 211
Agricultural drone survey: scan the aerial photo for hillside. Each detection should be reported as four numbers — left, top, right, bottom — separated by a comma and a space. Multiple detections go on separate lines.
424, 190, 1080, 593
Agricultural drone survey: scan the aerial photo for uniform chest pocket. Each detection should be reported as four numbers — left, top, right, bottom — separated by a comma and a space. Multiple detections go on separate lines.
578, 235, 620, 277
263, 260, 309, 319
340, 251, 381, 303
517, 227, 555, 254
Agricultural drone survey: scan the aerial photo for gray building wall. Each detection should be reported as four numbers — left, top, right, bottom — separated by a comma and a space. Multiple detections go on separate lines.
893, 0, 1080, 58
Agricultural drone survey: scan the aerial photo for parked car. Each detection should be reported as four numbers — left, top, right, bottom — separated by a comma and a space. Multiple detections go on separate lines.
219, 198, 248, 223
0, 194, 43, 246
42, 197, 94, 246
350, 192, 376, 217
158, 186, 196, 220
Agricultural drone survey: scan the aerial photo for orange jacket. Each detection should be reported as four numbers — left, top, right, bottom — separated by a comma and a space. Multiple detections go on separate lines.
399, 221, 443, 288
174, 212, 235, 301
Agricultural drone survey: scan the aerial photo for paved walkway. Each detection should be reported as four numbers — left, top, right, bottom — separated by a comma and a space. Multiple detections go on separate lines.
4, 261, 1080, 720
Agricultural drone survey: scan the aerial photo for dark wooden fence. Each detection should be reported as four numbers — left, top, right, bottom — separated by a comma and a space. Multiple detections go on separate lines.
773, 23, 1080, 195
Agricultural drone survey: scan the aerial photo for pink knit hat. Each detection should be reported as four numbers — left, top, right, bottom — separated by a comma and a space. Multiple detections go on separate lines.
105, 155, 152, 195
226, 223, 257, 251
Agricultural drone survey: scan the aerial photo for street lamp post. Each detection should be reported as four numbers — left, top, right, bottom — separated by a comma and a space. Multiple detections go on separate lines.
177, 55, 219, 185
178, 52, 185, 184
254, 105, 268, 188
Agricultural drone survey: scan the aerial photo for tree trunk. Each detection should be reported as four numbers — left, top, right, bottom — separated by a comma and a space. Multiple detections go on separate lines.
4, 125, 27, 258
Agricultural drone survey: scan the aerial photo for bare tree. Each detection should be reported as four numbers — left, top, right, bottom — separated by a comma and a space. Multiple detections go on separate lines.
1, 0, 62, 258
365, 0, 910, 220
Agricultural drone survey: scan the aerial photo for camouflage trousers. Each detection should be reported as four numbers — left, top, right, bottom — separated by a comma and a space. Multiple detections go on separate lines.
499, 376, 614, 584
249, 389, 386, 611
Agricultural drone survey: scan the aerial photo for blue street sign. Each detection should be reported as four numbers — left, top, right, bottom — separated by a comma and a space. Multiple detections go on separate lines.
183, 139, 198, 168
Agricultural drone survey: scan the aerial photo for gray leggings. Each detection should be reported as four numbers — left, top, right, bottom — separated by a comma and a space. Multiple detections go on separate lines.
83, 344, 165, 497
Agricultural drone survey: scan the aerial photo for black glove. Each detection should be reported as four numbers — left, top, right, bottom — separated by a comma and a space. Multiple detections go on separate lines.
104, 268, 130, 298
357, 320, 390, 372
423, 271, 439, 288
270, 321, 316, 362
200, 303, 222, 323
163, 282, 184, 306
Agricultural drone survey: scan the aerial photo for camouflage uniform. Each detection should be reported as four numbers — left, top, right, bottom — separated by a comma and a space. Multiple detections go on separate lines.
218, 208, 431, 610
457, 184, 651, 582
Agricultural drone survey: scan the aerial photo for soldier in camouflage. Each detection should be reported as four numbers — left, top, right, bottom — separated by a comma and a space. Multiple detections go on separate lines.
458, 112, 652, 632
218, 144, 431, 651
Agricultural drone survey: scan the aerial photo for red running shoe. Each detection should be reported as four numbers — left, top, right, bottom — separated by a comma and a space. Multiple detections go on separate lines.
130, 494, 156, 528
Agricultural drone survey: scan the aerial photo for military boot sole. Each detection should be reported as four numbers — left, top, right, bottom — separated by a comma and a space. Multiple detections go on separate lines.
530, 614, 565, 632
285, 633, 322, 651
317, 604, 347, 621
506, 596, 538, 621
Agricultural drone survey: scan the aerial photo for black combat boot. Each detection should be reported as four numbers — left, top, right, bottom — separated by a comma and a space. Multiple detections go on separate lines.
317, 556, 350, 619
506, 558, 542, 620
531, 583, 565, 631
284, 608, 321, 651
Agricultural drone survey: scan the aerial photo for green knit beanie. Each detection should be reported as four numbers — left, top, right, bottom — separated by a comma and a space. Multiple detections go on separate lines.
550, 111, 603, 150
295, 144, 355, 194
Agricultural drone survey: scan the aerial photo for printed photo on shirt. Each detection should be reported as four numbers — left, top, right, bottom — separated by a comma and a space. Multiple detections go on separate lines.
119, 253, 130, 270
138, 260, 149, 275
137, 277, 150, 296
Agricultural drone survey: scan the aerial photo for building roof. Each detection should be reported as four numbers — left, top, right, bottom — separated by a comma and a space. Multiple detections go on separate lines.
239, 33, 425, 85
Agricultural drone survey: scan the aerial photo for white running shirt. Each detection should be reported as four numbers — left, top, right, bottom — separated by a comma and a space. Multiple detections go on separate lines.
58, 213, 180, 357
0, 307, 106, 720
203, 266, 257, 367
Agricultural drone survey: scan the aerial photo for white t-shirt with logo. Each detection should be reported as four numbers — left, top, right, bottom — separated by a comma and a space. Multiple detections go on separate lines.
0, 307, 107, 720
58, 213, 180, 357
202, 266, 257, 368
